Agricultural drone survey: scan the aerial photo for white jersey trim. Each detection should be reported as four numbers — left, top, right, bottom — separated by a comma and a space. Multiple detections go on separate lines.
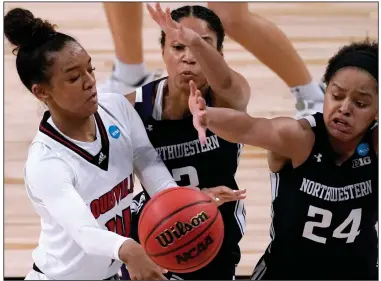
303, 115, 317, 127
152, 79, 166, 121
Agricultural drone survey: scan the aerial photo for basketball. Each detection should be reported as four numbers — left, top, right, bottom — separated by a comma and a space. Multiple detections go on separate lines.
138, 187, 224, 273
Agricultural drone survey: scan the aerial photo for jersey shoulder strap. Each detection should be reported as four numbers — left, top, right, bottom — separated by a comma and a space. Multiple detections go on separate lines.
134, 77, 167, 122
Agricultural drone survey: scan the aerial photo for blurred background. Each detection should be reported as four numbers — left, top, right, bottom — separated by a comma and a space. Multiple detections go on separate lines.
4, 1, 378, 279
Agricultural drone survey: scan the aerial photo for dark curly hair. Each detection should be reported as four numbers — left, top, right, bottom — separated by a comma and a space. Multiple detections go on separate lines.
323, 39, 378, 85
4, 8, 78, 91
160, 5, 225, 51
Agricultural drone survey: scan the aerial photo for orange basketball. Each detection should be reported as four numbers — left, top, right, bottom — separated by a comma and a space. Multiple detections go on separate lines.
138, 187, 224, 273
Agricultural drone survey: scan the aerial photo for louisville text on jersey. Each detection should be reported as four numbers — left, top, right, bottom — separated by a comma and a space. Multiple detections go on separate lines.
90, 174, 134, 219
155, 135, 220, 161
300, 178, 372, 202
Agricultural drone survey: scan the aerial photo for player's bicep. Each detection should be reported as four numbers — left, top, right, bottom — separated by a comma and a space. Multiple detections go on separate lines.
26, 159, 101, 234
123, 98, 176, 193
245, 116, 313, 160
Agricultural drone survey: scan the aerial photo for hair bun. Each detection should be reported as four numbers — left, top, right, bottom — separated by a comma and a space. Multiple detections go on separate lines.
4, 8, 56, 50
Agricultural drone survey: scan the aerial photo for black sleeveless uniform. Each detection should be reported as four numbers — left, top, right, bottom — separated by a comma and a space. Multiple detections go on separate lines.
121, 78, 246, 280
252, 113, 378, 280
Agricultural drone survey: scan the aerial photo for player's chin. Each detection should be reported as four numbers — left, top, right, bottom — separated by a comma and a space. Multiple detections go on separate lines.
178, 74, 202, 87
328, 127, 354, 142
83, 102, 98, 116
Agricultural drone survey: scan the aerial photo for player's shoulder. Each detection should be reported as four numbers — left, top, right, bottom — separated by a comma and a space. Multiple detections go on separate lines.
298, 112, 323, 132
98, 92, 132, 111
25, 138, 74, 184
27, 133, 64, 164
135, 76, 168, 103
97, 92, 137, 127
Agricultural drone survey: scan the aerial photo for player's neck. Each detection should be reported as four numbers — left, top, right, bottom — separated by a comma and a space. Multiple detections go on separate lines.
162, 79, 208, 120
51, 112, 96, 142
328, 135, 363, 165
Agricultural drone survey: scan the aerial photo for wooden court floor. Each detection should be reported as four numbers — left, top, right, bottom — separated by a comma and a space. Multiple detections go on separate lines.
4, 2, 378, 278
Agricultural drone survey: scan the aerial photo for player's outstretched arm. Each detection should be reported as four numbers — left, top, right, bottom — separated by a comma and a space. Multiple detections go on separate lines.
189, 80, 313, 160
25, 153, 167, 279
146, 3, 250, 111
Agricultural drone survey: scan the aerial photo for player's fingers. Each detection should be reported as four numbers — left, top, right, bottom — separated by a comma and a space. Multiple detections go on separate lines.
198, 128, 207, 145
195, 88, 202, 98
231, 189, 247, 198
219, 187, 246, 196
220, 194, 246, 201
189, 80, 197, 95
154, 270, 168, 280
165, 7, 176, 29
221, 188, 246, 199
197, 96, 206, 110
155, 3, 166, 22
210, 185, 230, 194
146, 4, 160, 24
198, 111, 207, 126
208, 186, 245, 202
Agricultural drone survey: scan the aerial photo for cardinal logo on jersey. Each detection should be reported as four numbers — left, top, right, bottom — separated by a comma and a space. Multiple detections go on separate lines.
108, 125, 121, 139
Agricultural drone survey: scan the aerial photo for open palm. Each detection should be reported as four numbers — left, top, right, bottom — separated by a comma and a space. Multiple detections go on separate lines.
146, 3, 200, 46
188, 80, 208, 144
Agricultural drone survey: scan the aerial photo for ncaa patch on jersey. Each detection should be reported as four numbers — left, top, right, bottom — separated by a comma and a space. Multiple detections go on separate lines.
108, 125, 121, 139
357, 143, 369, 157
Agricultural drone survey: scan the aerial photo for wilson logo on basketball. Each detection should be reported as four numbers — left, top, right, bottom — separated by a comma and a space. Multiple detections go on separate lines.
155, 211, 210, 248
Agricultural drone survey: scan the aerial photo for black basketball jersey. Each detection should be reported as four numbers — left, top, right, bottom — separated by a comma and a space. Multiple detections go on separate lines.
133, 78, 246, 264
252, 113, 378, 280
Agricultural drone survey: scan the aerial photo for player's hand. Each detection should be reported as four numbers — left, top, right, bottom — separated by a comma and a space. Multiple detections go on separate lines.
189, 80, 208, 144
201, 186, 247, 206
146, 3, 200, 47
119, 239, 168, 280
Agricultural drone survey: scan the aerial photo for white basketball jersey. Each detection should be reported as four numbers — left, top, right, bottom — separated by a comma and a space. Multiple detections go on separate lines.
24, 93, 175, 280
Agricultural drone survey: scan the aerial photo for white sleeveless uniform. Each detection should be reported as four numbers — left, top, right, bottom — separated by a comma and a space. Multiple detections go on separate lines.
24, 93, 176, 280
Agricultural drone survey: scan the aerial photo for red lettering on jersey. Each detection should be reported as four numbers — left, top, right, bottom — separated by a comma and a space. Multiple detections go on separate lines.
113, 185, 121, 205
120, 178, 129, 200
90, 199, 100, 219
99, 194, 108, 214
89, 173, 133, 219
107, 191, 116, 212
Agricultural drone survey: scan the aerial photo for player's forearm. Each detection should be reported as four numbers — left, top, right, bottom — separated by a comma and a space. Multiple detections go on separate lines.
134, 146, 177, 196
206, 106, 258, 144
188, 36, 233, 92
43, 190, 130, 261
78, 225, 130, 261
